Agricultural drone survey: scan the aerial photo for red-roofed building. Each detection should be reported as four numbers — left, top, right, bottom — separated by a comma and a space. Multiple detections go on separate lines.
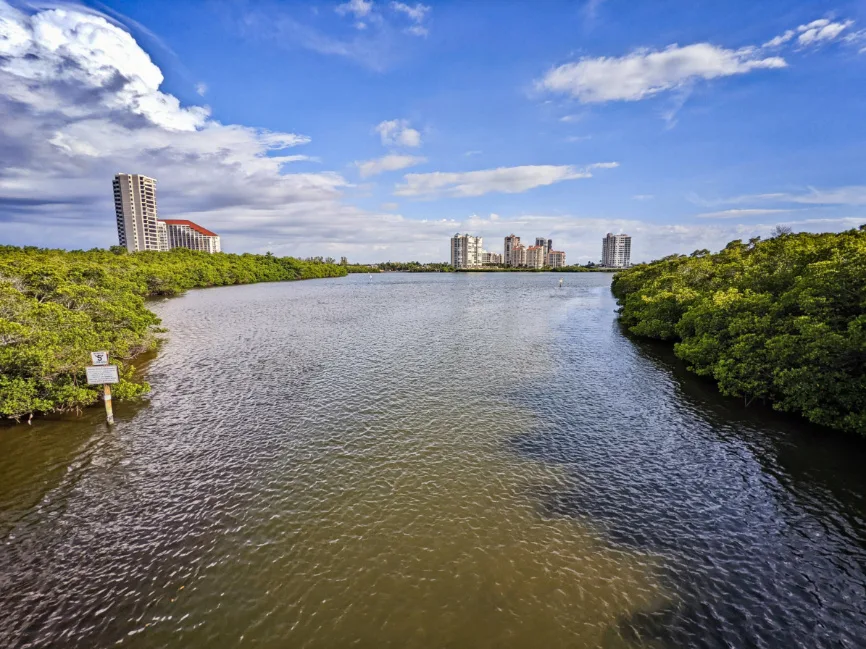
160, 219, 221, 254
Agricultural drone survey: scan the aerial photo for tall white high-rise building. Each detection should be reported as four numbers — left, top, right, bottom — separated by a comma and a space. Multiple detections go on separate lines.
450, 233, 483, 269
504, 234, 520, 267
602, 233, 632, 268
113, 173, 164, 252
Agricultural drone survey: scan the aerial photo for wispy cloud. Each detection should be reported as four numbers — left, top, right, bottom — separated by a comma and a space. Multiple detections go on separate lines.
394, 163, 618, 198
704, 186, 866, 207
405, 25, 428, 37
696, 208, 792, 219
582, 0, 606, 21
195, 82, 208, 96
773, 186, 866, 205
391, 2, 430, 22
356, 153, 426, 178
336, 0, 373, 19
763, 19, 854, 48
660, 87, 692, 129
227, 0, 432, 71
391, 2, 431, 37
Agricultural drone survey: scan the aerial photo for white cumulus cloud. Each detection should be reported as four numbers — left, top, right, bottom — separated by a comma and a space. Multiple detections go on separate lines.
0, 0, 426, 257
356, 153, 426, 177
393, 163, 617, 198
375, 119, 422, 147
0, 2, 210, 130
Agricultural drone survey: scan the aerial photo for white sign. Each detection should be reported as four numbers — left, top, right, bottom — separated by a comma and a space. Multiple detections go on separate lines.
90, 350, 109, 366
86, 365, 119, 385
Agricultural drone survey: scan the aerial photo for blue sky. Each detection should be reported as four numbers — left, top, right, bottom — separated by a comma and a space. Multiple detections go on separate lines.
1, 0, 865, 262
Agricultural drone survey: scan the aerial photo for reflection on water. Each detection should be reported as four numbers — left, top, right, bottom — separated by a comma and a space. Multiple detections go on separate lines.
1, 273, 864, 648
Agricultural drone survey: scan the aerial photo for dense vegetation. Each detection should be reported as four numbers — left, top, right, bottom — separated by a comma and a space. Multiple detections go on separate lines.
0, 246, 346, 420
376, 261, 454, 272
559, 264, 617, 272
345, 264, 382, 274
611, 227, 866, 435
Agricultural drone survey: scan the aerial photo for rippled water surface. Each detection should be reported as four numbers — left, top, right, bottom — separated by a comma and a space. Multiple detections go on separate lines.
2, 272, 866, 648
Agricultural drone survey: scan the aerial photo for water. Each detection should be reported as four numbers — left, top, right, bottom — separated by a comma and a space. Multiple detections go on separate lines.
2, 272, 865, 648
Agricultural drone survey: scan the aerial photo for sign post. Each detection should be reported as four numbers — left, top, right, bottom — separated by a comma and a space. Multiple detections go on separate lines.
103, 384, 114, 425
86, 355, 119, 425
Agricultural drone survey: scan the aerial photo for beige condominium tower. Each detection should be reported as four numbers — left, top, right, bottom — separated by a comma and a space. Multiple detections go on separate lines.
113, 173, 166, 252
450, 232, 483, 269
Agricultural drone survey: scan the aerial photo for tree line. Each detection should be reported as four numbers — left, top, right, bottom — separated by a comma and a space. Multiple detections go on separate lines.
0, 245, 347, 420
611, 227, 866, 436
376, 261, 455, 272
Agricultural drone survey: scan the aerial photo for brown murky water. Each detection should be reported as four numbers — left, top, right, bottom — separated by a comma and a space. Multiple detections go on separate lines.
2, 273, 865, 648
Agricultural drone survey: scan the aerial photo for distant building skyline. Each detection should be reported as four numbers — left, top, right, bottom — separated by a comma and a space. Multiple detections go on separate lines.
3, 3, 861, 262
114, 173, 221, 254
502, 234, 566, 268
446, 233, 568, 269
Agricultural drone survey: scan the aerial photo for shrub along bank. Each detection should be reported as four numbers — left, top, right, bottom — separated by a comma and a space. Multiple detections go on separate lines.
611, 227, 866, 436
0, 246, 346, 419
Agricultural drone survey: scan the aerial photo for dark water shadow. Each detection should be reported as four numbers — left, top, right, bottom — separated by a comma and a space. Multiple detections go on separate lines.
508, 321, 866, 649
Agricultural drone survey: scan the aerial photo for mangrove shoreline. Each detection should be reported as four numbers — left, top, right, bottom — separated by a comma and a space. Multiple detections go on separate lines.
0, 246, 347, 420
611, 227, 866, 436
